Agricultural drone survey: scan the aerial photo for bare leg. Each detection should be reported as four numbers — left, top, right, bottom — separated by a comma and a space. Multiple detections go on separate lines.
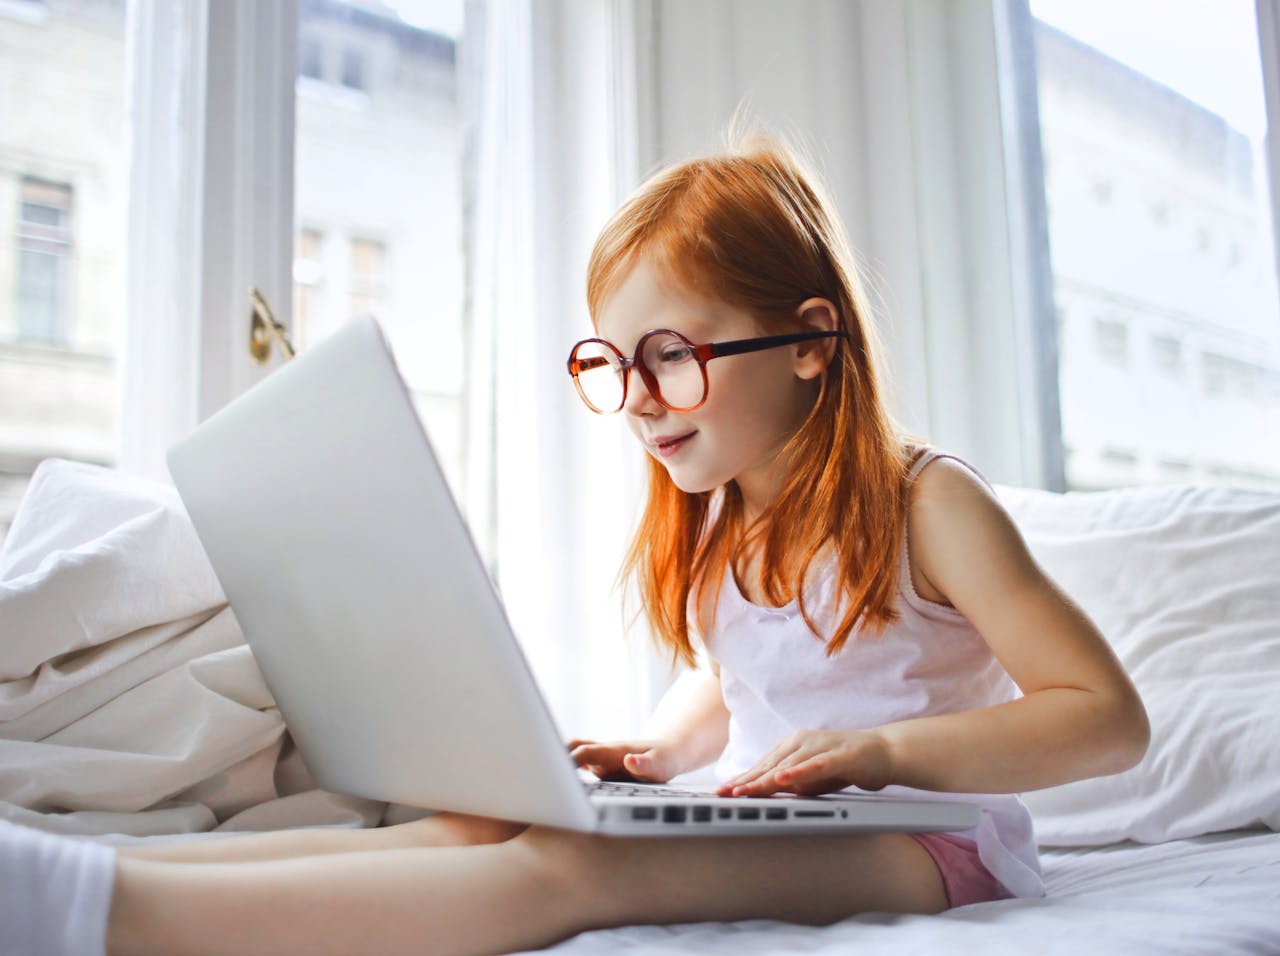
106, 827, 947, 956
116, 813, 526, 865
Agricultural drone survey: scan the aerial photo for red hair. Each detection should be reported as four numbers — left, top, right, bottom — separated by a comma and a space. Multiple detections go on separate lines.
586, 130, 917, 667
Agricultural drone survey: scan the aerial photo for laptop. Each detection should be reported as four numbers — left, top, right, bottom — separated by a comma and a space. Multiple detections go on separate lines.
167, 316, 979, 836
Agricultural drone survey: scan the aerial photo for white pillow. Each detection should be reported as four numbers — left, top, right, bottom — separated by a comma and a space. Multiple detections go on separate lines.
994, 482, 1280, 846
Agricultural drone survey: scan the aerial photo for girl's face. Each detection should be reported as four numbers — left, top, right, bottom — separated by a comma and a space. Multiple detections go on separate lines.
595, 259, 829, 517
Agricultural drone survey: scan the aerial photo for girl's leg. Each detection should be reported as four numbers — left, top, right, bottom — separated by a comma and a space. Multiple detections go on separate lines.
106, 826, 947, 956
117, 813, 526, 865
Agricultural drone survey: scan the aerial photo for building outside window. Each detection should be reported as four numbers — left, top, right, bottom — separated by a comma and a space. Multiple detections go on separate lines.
294, 0, 466, 493
0, 0, 128, 548
1031, 0, 1280, 490
0, 0, 466, 550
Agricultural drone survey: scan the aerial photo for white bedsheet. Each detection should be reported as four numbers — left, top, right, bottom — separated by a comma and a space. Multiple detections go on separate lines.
0, 459, 386, 836
533, 830, 1280, 955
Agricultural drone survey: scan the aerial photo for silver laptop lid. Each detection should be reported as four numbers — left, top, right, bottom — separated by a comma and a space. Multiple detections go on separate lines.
168, 317, 596, 830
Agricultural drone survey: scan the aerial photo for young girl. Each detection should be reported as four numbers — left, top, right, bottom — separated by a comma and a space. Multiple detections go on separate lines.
4, 131, 1148, 956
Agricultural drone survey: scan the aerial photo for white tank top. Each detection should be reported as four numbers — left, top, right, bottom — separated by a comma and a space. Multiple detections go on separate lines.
700, 448, 1044, 898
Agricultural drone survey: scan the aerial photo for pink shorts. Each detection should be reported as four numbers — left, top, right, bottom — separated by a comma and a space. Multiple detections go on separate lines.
909, 833, 1011, 908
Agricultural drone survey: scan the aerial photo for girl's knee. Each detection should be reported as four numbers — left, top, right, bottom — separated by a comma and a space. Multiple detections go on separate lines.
512, 827, 631, 919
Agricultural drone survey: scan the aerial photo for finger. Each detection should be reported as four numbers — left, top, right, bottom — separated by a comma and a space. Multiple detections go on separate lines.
727, 748, 816, 796
774, 756, 837, 793
720, 741, 798, 791
622, 751, 668, 781
727, 770, 791, 797
570, 744, 614, 768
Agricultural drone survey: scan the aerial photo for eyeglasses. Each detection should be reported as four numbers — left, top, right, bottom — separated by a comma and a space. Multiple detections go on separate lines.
566, 328, 848, 414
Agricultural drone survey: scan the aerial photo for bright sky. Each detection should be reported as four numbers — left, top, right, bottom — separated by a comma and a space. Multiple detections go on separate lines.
379, 0, 464, 38
1031, 0, 1268, 137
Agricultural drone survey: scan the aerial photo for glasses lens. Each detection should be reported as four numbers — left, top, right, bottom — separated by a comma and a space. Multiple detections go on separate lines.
641, 332, 705, 410
572, 341, 625, 412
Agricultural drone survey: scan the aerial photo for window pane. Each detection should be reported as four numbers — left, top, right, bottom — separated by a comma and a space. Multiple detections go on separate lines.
293, 0, 467, 494
1032, 0, 1280, 490
0, 1, 129, 549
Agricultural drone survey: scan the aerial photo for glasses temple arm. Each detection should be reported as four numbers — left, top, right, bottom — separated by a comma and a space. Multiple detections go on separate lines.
707, 329, 848, 359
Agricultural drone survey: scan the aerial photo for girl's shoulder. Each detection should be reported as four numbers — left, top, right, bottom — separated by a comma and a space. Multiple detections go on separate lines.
904, 444, 995, 493
903, 447, 1008, 608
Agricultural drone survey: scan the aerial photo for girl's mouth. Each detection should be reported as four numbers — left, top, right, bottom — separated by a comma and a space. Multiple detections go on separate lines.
652, 432, 696, 459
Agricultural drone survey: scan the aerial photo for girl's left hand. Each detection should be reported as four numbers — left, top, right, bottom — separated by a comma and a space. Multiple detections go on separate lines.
716, 729, 893, 797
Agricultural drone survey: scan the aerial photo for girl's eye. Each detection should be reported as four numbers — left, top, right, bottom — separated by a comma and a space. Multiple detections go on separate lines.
659, 345, 692, 364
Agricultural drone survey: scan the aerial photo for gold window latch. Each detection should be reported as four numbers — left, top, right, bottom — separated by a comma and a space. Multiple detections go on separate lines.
249, 287, 297, 364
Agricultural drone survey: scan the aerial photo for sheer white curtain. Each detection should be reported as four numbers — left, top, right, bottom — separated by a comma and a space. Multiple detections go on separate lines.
461, 0, 661, 740
1257, 0, 1280, 282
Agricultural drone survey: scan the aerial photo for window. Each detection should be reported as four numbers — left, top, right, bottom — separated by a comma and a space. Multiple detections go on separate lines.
1093, 317, 1129, 366
1202, 352, 1260, 401
1150, 334, 1183, 377
340, 46, 366, 91
1030, 0, 1280, 490
14, 177, 73, 344
293, 1, 465, 492
0, 1, 129, 548
300, 36, 324, 81
348, 237, 386, 318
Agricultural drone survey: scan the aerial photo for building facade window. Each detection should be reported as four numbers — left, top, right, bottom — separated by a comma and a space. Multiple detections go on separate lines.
300, 36, 324, 80
1150, 334, 1183, 377
1093, 316, 1129, 366
340, 46, 365, 90
348, 236, 386, 319
14, 177, 74, 345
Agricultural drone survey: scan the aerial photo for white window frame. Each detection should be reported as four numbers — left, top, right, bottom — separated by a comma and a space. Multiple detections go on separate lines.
122, 0, 297, 480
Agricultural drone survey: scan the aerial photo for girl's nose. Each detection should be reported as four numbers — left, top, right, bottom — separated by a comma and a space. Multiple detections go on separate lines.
622, 371, 662, 416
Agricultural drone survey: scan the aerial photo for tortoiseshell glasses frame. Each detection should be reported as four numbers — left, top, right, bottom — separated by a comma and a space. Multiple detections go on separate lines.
566, 327, 848, 414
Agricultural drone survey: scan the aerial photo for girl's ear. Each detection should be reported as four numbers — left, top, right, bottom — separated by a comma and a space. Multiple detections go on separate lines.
793, 297, 840, 381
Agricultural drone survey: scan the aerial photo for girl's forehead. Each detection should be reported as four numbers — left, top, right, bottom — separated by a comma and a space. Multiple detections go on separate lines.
596, 259, 754, 347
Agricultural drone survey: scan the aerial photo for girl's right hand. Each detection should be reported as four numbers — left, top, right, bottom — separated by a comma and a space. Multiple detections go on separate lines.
567, 738, 683, 783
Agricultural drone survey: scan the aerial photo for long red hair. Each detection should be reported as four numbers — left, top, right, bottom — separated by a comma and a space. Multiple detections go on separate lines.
586, 130, 917, 667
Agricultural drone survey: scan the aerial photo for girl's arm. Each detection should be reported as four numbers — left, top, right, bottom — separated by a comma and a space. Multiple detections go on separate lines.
571, 665, 730, 783
723, 459, 1150, 797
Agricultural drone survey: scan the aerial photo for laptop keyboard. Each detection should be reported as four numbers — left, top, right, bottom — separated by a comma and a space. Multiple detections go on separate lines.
589, 779, 847, 825
589, 780, 724, 800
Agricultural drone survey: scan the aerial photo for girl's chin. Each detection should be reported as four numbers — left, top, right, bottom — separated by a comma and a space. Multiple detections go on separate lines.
661, 464, 719, 496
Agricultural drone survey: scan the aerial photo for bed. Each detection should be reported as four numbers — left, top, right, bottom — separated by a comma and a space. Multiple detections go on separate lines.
2, 460, 1278, 952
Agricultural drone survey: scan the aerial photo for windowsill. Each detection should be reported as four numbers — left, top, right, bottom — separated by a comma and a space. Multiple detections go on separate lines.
0, 338, 114, 366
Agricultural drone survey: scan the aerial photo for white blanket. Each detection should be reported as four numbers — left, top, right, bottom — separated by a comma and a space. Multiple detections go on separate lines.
0, 459, 385, 837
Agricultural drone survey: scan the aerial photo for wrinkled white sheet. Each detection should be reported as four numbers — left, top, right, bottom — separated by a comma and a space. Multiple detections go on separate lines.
536, 829, 1280, 955
0, 459, 385, 836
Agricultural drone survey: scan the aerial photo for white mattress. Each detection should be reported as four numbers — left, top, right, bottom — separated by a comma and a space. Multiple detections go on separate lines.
532, 829, 1280, 954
